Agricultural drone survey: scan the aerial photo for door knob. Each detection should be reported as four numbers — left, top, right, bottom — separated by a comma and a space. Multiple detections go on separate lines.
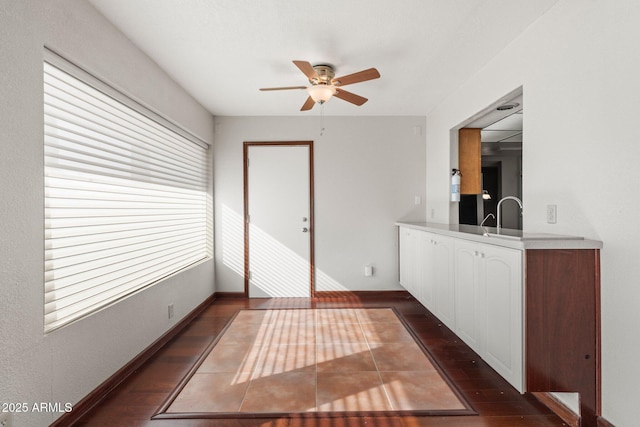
301, 227, 309, 233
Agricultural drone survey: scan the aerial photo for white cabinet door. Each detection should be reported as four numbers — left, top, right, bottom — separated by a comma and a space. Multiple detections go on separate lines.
398, 227, 523, 392
398, 227, 420, 299
430, 234, 456, 330
398, 228, 453, 323
398, 228, 411, 289
418, 231, 435, 310
481, 243, 523, 392
453, 240, 523, 392
454, 239, 483, 354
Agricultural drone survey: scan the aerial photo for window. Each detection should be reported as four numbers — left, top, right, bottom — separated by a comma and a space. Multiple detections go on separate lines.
43, 49, 210, 333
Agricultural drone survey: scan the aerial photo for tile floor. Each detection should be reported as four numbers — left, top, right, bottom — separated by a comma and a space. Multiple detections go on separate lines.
164, 308, 469, 415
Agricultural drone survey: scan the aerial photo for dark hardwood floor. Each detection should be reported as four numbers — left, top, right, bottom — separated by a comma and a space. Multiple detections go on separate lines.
71, 293, 567, 427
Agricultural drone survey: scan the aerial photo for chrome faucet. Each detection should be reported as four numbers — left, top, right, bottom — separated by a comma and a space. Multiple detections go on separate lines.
497, 196, 523, 231
480, 213, 495, 227
480, 213, 495, 236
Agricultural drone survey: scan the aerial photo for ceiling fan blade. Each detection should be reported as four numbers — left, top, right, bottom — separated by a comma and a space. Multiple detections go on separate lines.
293, 60, 320, 81
259, 86, 307, 91
334, 88, 368, 106
332, 68, 380, 86
300, 96, 315, 111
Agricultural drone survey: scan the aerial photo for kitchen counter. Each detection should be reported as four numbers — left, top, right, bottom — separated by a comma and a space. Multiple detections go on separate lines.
396, 221, 603, 250
396, 220, 602, 413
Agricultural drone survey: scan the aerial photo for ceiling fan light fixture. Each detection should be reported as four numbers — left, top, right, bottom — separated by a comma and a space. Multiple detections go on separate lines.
260, 60, 380, 110
307, 84, 336, 104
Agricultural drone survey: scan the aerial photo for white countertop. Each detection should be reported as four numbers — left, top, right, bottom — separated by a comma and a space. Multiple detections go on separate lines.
396, 221, 603, 250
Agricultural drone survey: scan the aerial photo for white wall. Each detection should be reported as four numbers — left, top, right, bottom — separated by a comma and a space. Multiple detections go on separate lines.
426, 0, 640, 425
0, 1, 215, 425
214, 116, 426, 294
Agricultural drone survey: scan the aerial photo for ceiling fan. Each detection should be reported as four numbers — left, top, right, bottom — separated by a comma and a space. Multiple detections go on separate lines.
260, 60, 381, 111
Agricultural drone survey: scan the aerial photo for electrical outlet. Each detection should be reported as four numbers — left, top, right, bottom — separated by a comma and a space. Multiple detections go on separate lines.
414, 195, 421, 205
0, 412, 12, 427
168, 303, 174, 319
547, 204, 557, 224
430, 208, 435, 219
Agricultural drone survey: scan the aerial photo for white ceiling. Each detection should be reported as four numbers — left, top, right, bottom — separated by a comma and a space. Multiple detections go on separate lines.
88, 0, 559, 117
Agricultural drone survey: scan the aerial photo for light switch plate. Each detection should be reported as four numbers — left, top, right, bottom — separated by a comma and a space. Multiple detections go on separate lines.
547, 204, 557, 224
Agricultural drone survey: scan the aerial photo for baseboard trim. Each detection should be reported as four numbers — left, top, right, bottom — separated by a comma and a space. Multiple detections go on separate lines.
214, 291, 247, 298
214, 290, 412, 299
314, 290, 411, 299
531, 392, 580, 427
51, 292, 218, 427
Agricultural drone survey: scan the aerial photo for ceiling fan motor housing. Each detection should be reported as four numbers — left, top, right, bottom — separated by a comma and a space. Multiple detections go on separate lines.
310, 64, 336, 85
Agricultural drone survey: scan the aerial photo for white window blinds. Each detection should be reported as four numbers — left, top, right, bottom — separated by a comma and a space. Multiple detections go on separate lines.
44, 51, 210, 333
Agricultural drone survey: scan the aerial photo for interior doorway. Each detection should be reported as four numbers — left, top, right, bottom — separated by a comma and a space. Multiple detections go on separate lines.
457, 90, 523, 229
243, 141, 314, 297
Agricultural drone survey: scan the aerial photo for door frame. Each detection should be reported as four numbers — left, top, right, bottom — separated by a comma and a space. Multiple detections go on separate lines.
242, 141, 315, 297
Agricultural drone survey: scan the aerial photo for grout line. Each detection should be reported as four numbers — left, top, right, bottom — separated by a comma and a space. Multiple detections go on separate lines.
236, 313, 274, 412
359, 311, 396, 411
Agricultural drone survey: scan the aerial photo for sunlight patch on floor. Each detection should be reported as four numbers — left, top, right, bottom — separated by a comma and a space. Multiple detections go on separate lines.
164, 308, 469, 415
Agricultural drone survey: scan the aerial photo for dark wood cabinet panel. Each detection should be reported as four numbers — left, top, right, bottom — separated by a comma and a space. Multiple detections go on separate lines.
526, 249, 601, 427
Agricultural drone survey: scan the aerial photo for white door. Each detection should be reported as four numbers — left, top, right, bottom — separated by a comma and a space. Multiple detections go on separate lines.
245, 143, 313, 297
